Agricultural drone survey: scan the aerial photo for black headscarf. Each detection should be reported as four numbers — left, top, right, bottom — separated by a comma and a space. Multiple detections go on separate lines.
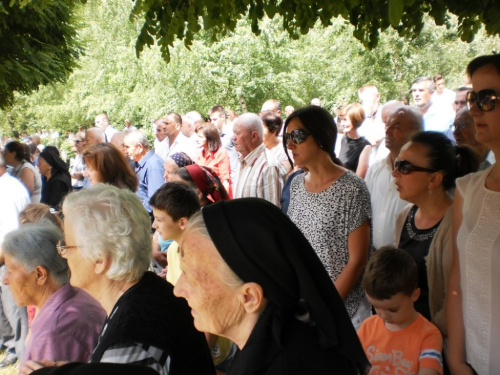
39, 148, 71, 179
202, 198, 370, 373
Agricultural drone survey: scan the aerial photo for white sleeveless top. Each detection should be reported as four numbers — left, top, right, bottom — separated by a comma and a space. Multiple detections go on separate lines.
456, 166, 500, 375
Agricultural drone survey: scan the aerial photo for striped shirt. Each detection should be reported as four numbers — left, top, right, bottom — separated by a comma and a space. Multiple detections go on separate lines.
234, 143, 286, 206
95, 306, 170, 375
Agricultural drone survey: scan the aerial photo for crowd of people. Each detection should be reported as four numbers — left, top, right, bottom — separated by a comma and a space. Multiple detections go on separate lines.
0, 54, 498, 375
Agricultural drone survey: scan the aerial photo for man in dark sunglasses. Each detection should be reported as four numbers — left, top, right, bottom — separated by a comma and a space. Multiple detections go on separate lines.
365, 106, 424, 250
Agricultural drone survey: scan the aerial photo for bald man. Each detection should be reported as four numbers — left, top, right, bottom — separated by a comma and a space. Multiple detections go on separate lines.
365, 106, 424, 249
84, 127, 105, 147
111, 132, 136, 171
95, 113, 118, 142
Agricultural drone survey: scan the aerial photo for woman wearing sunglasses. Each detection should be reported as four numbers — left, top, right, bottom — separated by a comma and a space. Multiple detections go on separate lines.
393, 132, 479, 362
284, 105, 373, 330
447, 54, 500, 375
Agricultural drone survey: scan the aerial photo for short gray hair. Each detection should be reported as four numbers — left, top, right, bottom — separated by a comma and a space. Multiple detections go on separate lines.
125, 130, 149, 148
185, 211, 243, 288
62, 184, 152, 283
2, 223, 69, 285
412, 77, 435, 92
234, 113, 263, 139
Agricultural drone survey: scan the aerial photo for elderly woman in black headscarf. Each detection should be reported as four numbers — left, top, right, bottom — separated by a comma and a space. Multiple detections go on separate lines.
38, 147, 71, 209
173, 198, 370, 374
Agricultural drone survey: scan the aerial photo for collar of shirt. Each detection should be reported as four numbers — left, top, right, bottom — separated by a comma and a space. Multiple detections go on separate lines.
137, 150, 155, 170
239, 143, 266, 168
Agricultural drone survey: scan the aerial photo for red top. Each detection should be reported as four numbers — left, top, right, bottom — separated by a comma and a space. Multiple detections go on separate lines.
197, 147, 231, 185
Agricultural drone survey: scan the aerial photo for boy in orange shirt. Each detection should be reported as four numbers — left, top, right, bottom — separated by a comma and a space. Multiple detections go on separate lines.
358, 246, 443, 375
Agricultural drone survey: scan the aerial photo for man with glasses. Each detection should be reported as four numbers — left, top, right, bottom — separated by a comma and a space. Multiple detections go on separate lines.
453, 107, 495, 170
124, 130, 164, 216
365, 106, 423, 250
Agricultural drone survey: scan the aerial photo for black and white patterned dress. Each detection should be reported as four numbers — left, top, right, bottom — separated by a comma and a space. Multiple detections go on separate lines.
287, 171, 373, 317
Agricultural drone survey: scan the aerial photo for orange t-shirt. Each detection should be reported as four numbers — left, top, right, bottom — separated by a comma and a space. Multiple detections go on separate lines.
358, 314, 443, 375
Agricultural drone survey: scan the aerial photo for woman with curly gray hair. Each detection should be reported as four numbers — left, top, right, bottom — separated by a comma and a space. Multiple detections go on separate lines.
21, 184, 214, 375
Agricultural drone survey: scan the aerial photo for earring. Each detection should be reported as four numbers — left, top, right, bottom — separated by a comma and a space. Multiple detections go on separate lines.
428, 189, 432, 195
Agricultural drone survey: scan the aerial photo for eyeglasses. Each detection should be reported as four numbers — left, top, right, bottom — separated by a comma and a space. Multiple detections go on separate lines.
466, 89, 500, 112
453, 120, 474, 131
284, 129, 310, 146
394, 158, 436, 175
56, 240, 78, 256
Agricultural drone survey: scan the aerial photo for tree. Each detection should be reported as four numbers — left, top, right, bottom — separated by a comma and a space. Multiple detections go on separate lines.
1, 0, 498, 136
0, 0, 82, 109
131, 0, 500, 62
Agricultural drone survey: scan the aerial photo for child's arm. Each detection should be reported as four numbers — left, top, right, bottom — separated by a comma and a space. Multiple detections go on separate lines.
418, 369, 439, 375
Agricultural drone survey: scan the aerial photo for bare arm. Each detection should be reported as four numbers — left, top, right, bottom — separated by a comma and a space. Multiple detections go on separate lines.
356, 145, 371, 179
20, 167, 35, 196
334, 219, 370, 299
446, 190, 473, 375
418, 368, 439, 375
152, 231, 167, 267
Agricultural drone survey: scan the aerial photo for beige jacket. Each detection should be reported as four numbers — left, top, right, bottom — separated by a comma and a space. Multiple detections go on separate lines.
394, 204, 453, 338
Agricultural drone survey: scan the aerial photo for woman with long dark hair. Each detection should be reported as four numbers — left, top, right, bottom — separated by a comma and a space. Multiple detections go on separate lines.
284, 105, 373, 330
393, 131, 479, 366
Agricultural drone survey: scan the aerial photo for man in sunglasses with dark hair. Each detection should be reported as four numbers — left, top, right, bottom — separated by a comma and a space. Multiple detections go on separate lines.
365, 106, 424, 250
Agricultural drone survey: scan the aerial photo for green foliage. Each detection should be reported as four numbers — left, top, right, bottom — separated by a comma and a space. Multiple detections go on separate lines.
131, 0, 500, 62
0, 0, 499, 136
0, 0, 82, 109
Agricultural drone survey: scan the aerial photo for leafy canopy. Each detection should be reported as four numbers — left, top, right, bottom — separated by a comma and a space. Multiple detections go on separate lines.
0, 0, 82, 109
131, 0, 500, 62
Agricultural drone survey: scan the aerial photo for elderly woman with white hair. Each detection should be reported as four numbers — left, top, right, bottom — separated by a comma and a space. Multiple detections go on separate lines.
2, 223, 106, 367
173, 198, 370, 375
21, 184, 214, 375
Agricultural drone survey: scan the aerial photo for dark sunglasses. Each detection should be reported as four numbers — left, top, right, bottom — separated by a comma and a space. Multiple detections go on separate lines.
394, 158, 436, 175
466, 89, 500, 112
284, 129, 310, 145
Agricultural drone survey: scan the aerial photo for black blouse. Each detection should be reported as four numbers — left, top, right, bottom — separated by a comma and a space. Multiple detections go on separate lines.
338, 136, 371, 172
398, 205, 443, 321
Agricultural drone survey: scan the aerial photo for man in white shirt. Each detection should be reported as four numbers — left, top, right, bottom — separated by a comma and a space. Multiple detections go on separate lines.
154, 113, 197, 161
411, 77, 453, 136
0, 154, 30, 367
365, 106, 424, 250
95, 113, 118, 142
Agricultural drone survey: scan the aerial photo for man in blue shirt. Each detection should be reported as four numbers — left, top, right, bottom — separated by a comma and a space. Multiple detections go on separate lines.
124, 130, 165, 216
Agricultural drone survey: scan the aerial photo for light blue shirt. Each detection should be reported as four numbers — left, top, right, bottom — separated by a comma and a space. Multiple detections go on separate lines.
136, 150, 165, 213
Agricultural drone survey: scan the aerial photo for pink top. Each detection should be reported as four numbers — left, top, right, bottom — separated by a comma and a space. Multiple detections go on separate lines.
23, 283, 106, 364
